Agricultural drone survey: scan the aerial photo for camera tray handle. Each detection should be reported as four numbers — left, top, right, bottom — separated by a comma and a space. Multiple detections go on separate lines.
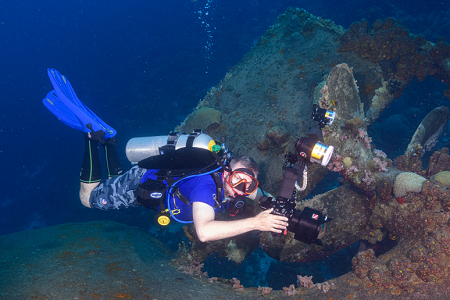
279, 166, 298, 199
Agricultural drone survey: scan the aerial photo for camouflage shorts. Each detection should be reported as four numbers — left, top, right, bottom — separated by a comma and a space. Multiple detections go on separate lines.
89, 166, 147, 210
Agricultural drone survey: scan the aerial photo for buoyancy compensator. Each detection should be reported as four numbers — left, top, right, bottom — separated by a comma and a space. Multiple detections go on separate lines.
127, 130, 231, 225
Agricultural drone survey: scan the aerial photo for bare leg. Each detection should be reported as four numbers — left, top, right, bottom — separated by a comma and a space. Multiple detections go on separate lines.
79, 182, 100, 208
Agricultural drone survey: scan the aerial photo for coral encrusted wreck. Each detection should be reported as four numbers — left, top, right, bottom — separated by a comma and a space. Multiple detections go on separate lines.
175, 7, 450, 299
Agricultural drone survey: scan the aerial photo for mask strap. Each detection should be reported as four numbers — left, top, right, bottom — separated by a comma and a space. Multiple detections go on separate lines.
231, 168, 255, 177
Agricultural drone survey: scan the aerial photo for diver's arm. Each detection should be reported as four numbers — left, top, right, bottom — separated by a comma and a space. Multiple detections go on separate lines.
192, 201, 288, 242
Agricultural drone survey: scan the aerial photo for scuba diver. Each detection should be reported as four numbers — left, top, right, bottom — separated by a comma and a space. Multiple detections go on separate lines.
43, 68, 288, 242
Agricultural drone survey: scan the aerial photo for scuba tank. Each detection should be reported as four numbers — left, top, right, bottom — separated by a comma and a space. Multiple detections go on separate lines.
126, 130, 217, 163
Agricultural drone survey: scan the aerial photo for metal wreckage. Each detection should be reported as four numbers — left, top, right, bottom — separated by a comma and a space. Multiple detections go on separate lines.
173, 7, 450, 298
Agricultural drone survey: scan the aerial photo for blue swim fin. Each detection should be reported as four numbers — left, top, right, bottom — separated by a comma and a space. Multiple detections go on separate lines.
43, 68, 116, 140
43, 90, 84, 131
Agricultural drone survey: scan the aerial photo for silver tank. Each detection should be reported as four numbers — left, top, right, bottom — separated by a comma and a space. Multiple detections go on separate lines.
125, 133, 216, 163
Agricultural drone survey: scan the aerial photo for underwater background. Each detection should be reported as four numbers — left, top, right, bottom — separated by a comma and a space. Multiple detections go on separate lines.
1, 0, 450, 292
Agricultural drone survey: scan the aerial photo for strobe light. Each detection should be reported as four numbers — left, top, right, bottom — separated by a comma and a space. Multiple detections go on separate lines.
295, 137, 334, 166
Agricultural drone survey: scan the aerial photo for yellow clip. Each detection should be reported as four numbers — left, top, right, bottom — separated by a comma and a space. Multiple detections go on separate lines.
171, 209, 181, 215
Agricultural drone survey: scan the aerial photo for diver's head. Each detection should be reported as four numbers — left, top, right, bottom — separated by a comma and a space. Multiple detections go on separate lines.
229, 155, 259, 177
223, 156, 259, 197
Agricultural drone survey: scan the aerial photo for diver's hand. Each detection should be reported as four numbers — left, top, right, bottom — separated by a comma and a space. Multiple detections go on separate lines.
253, 208, 289, 233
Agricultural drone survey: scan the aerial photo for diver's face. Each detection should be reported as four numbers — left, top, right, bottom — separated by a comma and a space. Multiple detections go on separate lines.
223, 162, 257, 197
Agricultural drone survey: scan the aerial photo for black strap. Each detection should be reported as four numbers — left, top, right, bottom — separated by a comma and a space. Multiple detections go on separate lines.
186, 135, 195, 148
135, 178, 168, 209
167, 132, 179, 145
212, 151, 225, 167
232, 168, 256, 177
210, 172, 223, 209
135, 185, 151, 200
172, 186, 191, 207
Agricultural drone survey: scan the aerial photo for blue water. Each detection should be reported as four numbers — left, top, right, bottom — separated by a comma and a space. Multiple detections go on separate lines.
0, 0, 449, 288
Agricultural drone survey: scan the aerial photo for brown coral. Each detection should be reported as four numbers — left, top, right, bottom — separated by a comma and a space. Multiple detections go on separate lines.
421, 147, 450, 177
376, 181, 393, 201
340, 17, 450, 102
344, 117, 364, 134
368, 268, 392, 289
352, 249, 376, 279
387, 257, 413, 290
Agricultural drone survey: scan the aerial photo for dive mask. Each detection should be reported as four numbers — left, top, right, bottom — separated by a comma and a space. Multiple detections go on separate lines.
225, 168, 259, 195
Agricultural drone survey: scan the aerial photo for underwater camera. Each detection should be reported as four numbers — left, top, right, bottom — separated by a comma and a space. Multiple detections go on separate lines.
258, 106, 334, 245
258, 166, 331, 245
259, 197, 330, 245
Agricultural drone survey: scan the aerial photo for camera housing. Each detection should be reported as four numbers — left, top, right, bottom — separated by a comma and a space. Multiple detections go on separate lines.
259, 167, 331, 245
